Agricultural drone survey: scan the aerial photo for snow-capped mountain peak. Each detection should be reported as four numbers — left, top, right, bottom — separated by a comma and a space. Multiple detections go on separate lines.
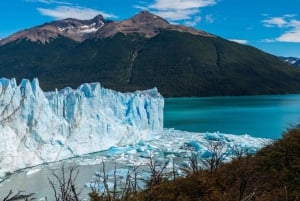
0, 15, 106, 45
52, 14, 105, 34
0, 11, 213, 46
279, 56, 300, 67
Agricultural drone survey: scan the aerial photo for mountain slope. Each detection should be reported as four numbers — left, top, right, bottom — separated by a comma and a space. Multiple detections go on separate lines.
1, 11, 300, 96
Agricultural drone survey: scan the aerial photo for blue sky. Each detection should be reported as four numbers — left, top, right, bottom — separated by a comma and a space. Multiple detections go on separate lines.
0, 0, 300, 57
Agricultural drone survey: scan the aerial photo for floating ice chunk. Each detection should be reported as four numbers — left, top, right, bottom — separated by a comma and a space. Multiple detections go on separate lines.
26, 168, 41, 176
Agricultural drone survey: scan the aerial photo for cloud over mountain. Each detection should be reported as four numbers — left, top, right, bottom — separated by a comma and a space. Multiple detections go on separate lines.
262, 14, 300, 43
38, 6, 117, 20
135, 0, 216, 26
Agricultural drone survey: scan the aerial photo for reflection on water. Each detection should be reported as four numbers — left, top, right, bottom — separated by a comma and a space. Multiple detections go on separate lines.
164, 94, 300, 139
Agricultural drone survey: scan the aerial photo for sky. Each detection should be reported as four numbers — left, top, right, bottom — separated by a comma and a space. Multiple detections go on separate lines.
0, 0, 300, 57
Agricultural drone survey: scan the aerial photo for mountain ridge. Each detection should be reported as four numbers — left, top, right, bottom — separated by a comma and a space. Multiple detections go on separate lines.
0, 14, 106, 45
0, 11, 213, 46
1, 11, 300, 97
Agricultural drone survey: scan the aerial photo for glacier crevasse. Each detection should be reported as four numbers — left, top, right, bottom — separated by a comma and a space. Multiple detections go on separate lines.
0, 78, 164, 177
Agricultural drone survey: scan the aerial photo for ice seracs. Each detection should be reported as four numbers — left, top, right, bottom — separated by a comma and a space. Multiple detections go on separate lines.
0, 78, 163, 177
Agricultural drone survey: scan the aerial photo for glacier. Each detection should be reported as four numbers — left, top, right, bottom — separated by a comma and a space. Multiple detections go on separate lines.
0, 78, 163, 178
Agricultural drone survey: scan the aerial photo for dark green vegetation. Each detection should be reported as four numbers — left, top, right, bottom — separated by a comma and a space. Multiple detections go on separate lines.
1, 30, 300, 96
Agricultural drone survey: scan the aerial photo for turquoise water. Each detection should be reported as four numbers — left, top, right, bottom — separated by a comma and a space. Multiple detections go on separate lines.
164, 94, 300, 139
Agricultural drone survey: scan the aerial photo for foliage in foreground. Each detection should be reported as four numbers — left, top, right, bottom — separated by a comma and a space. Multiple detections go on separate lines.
90, 126, 300, 201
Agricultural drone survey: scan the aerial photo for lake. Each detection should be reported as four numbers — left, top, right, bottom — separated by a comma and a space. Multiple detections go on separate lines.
164, 94, 300, 139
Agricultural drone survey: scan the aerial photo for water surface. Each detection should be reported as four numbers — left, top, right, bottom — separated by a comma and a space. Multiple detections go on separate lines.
164, 94, 300, 139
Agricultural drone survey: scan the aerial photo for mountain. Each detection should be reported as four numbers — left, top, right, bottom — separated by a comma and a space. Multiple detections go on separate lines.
1, 11, 300, 96
0, 11, 211, 46
0, 78, 163, 178
0, 15, 106, 45
279, 56, 300, 67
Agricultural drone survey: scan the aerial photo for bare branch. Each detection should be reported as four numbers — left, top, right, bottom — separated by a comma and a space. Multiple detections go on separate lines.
48, 165, 81, 201
2, 190, 35, 201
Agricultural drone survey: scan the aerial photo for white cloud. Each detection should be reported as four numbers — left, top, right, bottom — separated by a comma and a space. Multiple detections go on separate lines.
148, 0, 216, 10
277, 20, 300, 42
185, 16, 202, 27
133, 5, 148, 10
136, 0, 216, 26
277, 31, 300, 42
153, 8, 199, 21
284, 14, 297, 18
25, 0, 71, 5
261, 38, 276, 43
205, 14, 214, 23
262, 17, 287, 28
262, 15, 300, 43
38, 0, 70, 4
229, 39, 248, 44
38, 6, 117, 20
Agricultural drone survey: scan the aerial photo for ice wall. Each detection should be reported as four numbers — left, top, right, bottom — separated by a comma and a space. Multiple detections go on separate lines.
0, 78, 164, 177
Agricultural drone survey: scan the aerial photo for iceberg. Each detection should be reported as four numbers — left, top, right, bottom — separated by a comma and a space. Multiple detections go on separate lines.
0, 78, 164, 177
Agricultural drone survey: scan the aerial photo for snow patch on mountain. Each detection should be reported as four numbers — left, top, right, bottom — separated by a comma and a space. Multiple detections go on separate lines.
80, 22, 104, 33
57, 22, 104, 33
279, 56, 300, 67
0, 78, 163, 178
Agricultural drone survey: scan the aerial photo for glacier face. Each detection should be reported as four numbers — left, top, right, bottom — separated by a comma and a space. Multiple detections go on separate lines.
0, 78, 163, 177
